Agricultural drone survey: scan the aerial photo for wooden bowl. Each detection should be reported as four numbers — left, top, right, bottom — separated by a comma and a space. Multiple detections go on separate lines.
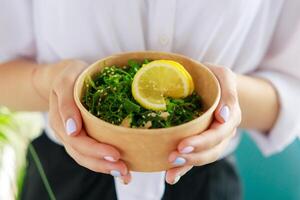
74, 51, 220, 172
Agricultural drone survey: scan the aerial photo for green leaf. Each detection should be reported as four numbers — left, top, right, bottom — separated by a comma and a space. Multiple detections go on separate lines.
29, 144, 56, 200
86, 75, 96, 89
171, 99, 185, 104
0, 132, 7, 142
128, 60, 140, 69
91, 90, 101, 114
143, 59, 150, 64
124, 99, 141, 113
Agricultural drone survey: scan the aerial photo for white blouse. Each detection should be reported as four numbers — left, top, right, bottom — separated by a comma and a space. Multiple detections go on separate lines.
1, 0, 300, 199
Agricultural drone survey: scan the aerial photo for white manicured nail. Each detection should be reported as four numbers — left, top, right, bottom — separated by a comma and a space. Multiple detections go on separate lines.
104, 156, 117, 162
117, 177, 127, 185
172, 157, 186, 166
220, 105, 230, 122
180, 146, 194, 154
172, 176, 181, 184
65, 118, 77, 135
110, 170, 121, 177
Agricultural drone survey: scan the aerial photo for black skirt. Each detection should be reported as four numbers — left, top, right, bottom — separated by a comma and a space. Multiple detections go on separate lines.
21, 133, 242, 200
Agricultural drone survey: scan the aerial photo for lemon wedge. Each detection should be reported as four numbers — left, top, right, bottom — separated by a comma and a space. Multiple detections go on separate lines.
132, 60, 194, 111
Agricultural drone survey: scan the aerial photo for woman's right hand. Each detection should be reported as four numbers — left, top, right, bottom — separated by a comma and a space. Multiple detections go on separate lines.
41, 60, 131, 184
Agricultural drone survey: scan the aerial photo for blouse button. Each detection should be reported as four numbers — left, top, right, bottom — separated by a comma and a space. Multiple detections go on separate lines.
159, 34, 169, 46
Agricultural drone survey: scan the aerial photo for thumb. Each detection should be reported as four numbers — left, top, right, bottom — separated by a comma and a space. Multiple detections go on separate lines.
205, 64, 238, 124
53, 60, 87, 136
59, 92, 82, 136
215, 104, 231, 124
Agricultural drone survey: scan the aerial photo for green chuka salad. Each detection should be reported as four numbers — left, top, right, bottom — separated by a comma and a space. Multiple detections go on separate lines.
82, 60, 204, 128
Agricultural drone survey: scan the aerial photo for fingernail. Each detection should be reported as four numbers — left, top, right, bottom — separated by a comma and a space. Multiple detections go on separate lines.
104, 156, 117, 162
110, 170, 121, 177
180, 146, 194, 154
117, 177, 128, 185
103, 156, 117, 162
172, 176, 181, 185
220, 105, 230, 122
172, 157, 186, 166
65, 118, 77, 135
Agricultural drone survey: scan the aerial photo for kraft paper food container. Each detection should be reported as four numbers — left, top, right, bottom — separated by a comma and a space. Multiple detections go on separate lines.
74, 51, 220, 172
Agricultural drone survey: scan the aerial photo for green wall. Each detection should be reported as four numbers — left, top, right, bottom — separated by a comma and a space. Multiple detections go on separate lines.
235, 134, 300, 200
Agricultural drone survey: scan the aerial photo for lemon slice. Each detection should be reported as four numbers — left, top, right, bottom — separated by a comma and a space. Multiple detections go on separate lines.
132, 60, 194, 111
161, 60, 195, 94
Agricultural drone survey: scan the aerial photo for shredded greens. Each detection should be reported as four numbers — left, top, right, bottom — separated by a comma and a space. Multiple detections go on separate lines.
82, 60, 204, 128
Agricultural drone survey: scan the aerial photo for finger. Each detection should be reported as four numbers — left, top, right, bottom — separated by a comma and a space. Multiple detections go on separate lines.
65, 144, 128, 176
49, 92, 121, 161
170, 135, 233, 167
177, 121, 236, 153
205, 64, 240, 124
117, 173, 132, 185
53, 60, 87, 136
50, 90, 130, 183
68, 131, 121, 161
165, 165, 193, 185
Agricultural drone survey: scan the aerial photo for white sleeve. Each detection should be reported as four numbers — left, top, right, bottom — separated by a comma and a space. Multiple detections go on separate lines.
247, 0, 300, 156
0, 0, 35, 62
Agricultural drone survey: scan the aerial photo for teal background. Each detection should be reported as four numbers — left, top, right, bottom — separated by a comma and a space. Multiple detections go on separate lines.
235, 133, 300, 200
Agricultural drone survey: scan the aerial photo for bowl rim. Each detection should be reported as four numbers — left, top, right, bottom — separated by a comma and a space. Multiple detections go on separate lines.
74, 51, 221, 134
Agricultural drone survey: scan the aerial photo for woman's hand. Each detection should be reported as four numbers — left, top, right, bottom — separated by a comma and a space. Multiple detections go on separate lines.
165, 64, 242, 185
44, 60, 131, 184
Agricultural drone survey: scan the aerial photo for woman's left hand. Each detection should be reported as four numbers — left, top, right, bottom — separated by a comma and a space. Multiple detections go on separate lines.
165, 64, 242, 185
